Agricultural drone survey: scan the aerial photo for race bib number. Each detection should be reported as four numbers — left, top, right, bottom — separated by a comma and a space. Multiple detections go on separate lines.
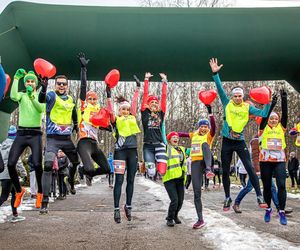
266, 138, 282, 150
113, 160, 126, 174
191, 144, 201, 154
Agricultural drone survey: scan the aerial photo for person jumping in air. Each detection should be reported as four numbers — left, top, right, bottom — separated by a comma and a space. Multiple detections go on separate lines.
39, 71, 80, 214
209, 58, 272, 211
164, 132, 187, 227
108, 75, 141, 223
76, 53, 111, 181
259, 89, 289, 225
141, 72, 168, 177
8, 69, 45, 209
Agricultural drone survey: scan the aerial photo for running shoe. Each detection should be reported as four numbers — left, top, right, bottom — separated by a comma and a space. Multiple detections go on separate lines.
206, 171, 215, 179
193, 219, 205, 229
40, 202, 49, 215
264, 208, 272, 223
35, 193, 43, 209
257, 196, 268, 209
166, 219, 175, 227
114, 209, 121, 223
124, 205, 132, 221
232, 204, 242, 214
14, 187, 26, 208
223, 197, 232, 211
279, 211, 287, 225
9, 215, 26, 223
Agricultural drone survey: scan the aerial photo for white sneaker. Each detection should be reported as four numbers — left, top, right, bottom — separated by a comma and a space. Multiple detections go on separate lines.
9, 215, 26, 223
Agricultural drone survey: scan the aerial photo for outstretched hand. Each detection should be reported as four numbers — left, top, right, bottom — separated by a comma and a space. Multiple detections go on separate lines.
133, 75, 141, 87
209, 58, 223, 73
14, 68, 27, 80
38, 74, 49, 88
271, 93, 278, 105
77, 52, 90, 68
159, 73, 167, 81
280, 88, 287, 98
145, 72, 153, 79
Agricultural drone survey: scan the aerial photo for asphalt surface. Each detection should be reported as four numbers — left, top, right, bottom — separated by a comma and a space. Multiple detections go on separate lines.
0, 176, 299, 250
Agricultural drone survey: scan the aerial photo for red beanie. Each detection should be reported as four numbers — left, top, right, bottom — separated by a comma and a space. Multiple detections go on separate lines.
147, 95, 159, 104
167, 131, 179, 141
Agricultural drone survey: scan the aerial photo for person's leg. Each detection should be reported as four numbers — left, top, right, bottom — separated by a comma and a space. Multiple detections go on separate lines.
154, 143, 168, 174
236, 141, 262, 197
58, 174, 63, 196
29, 134, 43, 194
143, 144, 156, 177
113, 150, 126, 209
0, 179, 12, 206
7, 135, 28, 192
271, 179, 280, 210
185, 175, 192, 189
289, 171, 295, 187
274, 162, 287, 211
260, 162, 274, 208
217, 171, 221, 185
221, 139, 234, 198
91, 141, 111, 176
30, 171, 37, 196
191, 160, 204, 221
10, 184, 17, 216
175, 178, 185, 220
202, 143, 213, 173
164, 179, 178, 222
125, 149, 138, 208
234, 179, 253, 205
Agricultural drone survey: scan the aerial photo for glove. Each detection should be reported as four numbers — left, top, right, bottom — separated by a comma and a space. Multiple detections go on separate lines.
38, 74, 49, 88
106, 85, 111, 98
280, 88, 287, 98
271, 93, 278, 106
26, 85, 33, 98
205, 105, 212, 114
133, 75, 141, 87
77, 52, 90, 68
14, 68, 26, 80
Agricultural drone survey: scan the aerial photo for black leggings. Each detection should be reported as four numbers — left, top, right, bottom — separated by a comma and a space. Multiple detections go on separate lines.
191, 160, 205, 221
164, 177, 184, 220
289, 171, 298, 187
185, 175, 192, 189
77, 138, 110, 177
58, 174, 67, 196
0, 179, 17, 215
113, 148, 138, 208
8, 132, 43, 193
260, 162, 286, 210
213, 170, 221, 185
239, 173, 247, 188
221, 137, 262, 198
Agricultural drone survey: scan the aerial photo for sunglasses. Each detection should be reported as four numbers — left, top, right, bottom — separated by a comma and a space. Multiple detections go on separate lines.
56, 82, 68, 86
88, 98, 97, 101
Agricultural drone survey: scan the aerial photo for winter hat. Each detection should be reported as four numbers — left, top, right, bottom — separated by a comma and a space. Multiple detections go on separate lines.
86, 91, 98, 100
8, 125, 17, 139
231, 87, 244, 97
269, 112, 279, 119
166, 131, 179, 141
23, 71, 38, 86
197, 119, 210, 128
119, 101, 130, 109
147, 95, 159, 104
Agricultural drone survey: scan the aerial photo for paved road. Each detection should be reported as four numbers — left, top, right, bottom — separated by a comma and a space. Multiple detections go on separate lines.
0, 176, 299, 250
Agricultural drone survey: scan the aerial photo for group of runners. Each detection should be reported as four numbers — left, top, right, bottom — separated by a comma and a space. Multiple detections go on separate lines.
0, 56, 299, 228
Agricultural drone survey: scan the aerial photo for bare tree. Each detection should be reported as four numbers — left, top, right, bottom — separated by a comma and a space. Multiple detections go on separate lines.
139, 0, 235, 7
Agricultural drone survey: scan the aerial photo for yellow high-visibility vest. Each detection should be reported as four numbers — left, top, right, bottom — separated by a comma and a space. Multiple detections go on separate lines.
115, 115, 140, 137
261, 124, 286, 150
50, 94, 75, 125
225, 100, 250, 133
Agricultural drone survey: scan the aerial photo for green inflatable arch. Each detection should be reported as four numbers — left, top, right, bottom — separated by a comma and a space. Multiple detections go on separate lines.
0, 2, 299, 140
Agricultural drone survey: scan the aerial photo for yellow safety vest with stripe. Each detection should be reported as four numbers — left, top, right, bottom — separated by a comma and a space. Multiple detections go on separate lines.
296, 123, 300, 147
261, 124, 286, 150
115, 115, 140, 137
190, 133, 209, 157
78, 102, 101, 127
163, 146, 187, 184
225, 100, 250, 133
50, 94, 75, 125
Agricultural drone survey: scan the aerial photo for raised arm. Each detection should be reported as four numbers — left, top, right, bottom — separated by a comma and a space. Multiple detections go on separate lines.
77, 52, 90, 101
280, 89, 288, 129
141, 72, 153, 111
159, 73, 167, 113
206, 105, 216, 137
131, 75, 141, 116
259, 94, 277, 130
10, 69, 27, 102
209, 58, 229, 106
106, 86, 115, 123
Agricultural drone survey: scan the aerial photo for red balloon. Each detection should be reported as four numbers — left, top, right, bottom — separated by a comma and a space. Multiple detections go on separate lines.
198, 89, 217, 105
104, 69, 120, 88
4, 74, 11, 95
249, 86, 271, 104
90, 108, 110, 128
255, 116, 262, 125
34, 58, 56, 78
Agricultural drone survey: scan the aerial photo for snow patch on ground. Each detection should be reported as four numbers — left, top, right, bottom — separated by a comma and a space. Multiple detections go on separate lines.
137, 178, 298, 250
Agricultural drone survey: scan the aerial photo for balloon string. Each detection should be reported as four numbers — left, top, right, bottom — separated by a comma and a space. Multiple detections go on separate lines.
0, 26, 17, 38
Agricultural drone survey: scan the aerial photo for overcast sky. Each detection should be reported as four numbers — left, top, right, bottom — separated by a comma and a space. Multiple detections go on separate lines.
1, 0, 300, 13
